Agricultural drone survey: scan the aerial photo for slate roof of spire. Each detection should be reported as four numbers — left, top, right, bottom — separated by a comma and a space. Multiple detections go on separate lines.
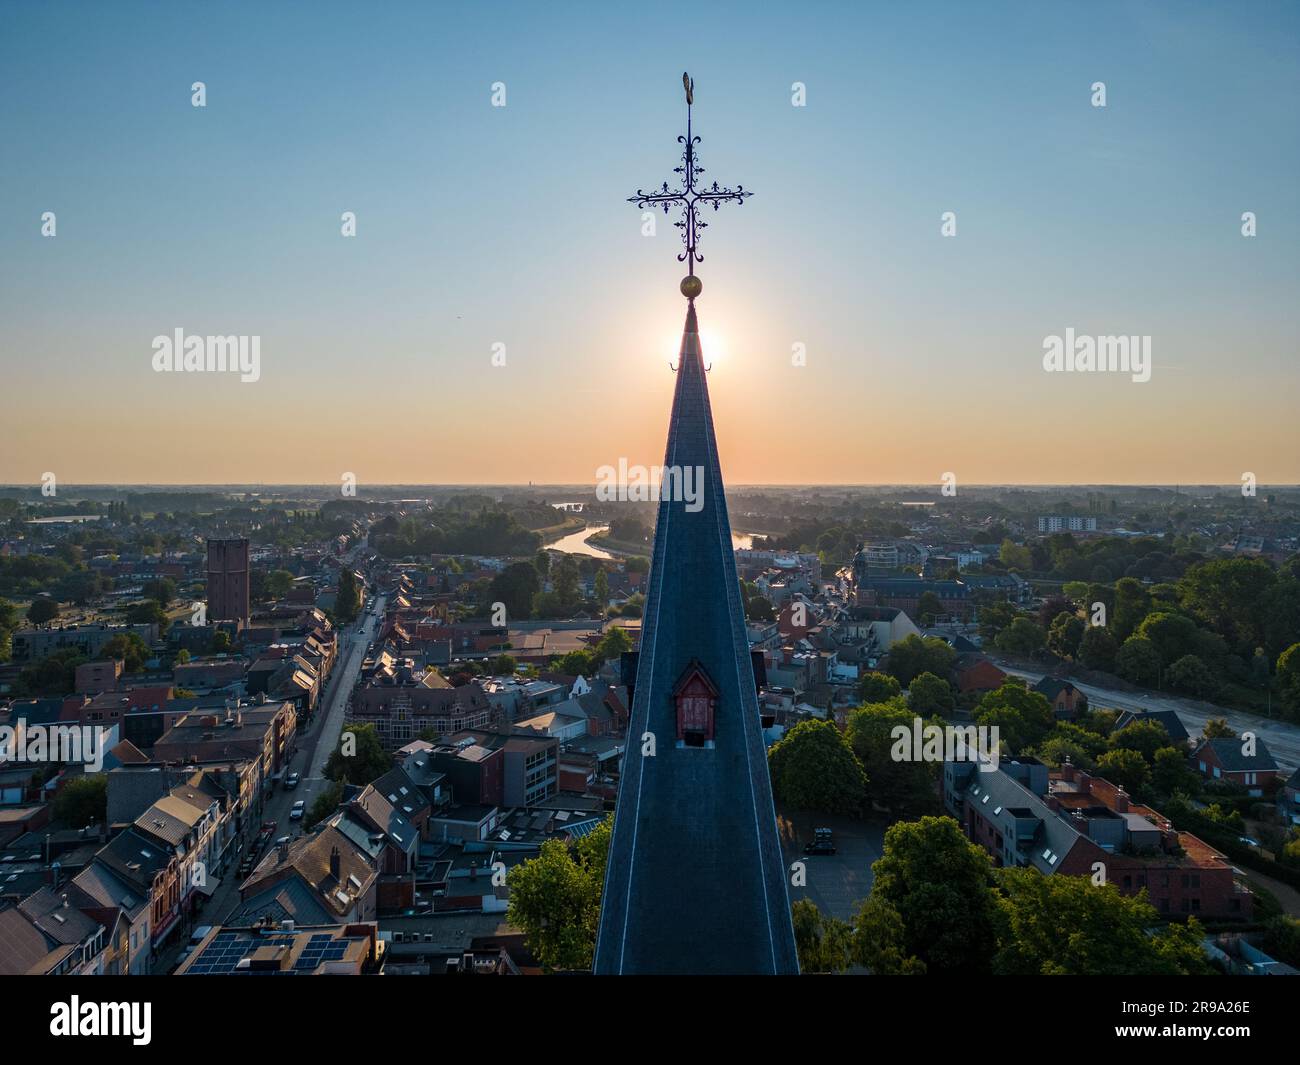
594, 304, 798, 974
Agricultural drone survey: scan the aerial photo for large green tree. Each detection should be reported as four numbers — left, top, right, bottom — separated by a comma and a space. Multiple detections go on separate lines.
506, 816, 611, 972
993, 869, 1212, 975
885, 635, 956, 687
869, 815, 999, 974
973, 680, 1055, 755
324, 722, 391, 785
489, 561, 540, 623
791, 898, 852, 973
845, 698, 937, 815
768, 719, 868, 816
335, 568, 361, 624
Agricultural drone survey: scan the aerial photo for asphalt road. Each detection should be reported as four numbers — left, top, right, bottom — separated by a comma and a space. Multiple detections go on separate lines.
154, 592, 384, 971
778, 808, 885, 922
992, 659, 1300, 774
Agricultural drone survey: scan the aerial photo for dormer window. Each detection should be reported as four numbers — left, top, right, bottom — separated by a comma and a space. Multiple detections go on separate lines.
672, 660, 718, 749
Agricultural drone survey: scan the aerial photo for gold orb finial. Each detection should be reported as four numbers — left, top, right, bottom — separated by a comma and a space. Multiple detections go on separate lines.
680, 275, 702, 299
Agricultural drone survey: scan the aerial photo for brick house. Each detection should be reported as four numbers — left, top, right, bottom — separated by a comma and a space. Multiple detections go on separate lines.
1191, 737, 1281, 797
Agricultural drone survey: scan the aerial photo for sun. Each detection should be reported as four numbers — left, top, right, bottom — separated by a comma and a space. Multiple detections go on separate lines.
666, 327, 728, 367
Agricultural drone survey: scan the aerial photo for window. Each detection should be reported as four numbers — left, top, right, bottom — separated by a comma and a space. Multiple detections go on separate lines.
673, 661, 719, 747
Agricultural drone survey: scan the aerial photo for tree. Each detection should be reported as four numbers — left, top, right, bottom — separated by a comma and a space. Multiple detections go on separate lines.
908, 672, 954, 716
1047, 612, 1085, 660
552, 555, 581, 613
1109, 720, 1172, 763
977, 601, 1017, 642
850, 895, 925, 974
870, 815, 999, 974
791, 898, 851, 973
1113, 578, 1152, 642
264, 569, 294, 599
1179, 557, 1275, 652
1277, 642, 1300, 717
885, 634, 956, 687
53, 776, 107, 827
973, 681, 1055, 755
767, 719, 868, 816
993, 617, 1046, 657
1115, 636, 1161, 686
507, 816, 610, 972
100, 632, 150, 673
488, 654, 517, 675
845, 698, 937, 815
1202, 717, 1235, 739
917, 591, 944, 624
1135, 612, 1200, 668
1077, 626, 1118, 673
593, 569, 609, 607
593, 625, 633, 665
174, 648, 191, 665
126, 598, 170, 635
1152, 746, 1199, 794
209, 630, 232, 654
993, 869, 1211, 975
999, 539, 1032, 571
305, 780, 344, 829
489, 562, 540, 623
335, 568, 361, 624
856, 671, 901, 704
1167, 654, 1217, 698
324, 723, 391, 786
1260, 915, 1300, 969
27, 597, 59, 627
142, 578, 177, 607
552, 649, 596, 677
1094, 748, 1150, 792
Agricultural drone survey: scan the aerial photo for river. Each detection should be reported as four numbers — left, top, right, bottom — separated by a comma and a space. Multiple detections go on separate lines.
548, 523, 753, 558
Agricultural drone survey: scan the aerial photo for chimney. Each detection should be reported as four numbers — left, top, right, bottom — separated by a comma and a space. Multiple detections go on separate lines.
469, 860, 478, 880
278, 837, 290, 862
1114, 786, 1130, 814
329, 846, 341, 881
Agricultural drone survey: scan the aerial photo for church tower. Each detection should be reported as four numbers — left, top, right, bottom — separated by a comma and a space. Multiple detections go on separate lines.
594, 77, 799, 975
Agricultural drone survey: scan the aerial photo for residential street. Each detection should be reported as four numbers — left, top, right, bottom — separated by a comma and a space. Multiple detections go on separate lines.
152, 591, 384, 972
991, 659, 1300, 774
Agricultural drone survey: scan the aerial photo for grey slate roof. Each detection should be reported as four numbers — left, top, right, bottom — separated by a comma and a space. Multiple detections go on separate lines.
593, 304, 798, 975
1196, 736, 1278, 773
1113, 708, 1190, 745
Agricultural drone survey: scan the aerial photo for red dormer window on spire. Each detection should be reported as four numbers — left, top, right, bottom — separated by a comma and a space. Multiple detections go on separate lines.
673, 660, 719, 748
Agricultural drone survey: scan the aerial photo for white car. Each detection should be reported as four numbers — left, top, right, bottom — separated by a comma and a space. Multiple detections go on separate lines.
290, 800, 306, 821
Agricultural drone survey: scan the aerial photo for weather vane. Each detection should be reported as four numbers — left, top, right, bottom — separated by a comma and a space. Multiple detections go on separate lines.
628, 72, 752, 300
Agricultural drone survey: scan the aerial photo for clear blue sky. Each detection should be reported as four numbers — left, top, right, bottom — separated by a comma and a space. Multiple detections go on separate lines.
1, 0, 1297, 484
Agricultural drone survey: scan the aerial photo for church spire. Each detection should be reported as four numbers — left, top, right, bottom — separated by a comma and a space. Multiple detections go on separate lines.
596, 78, 797, 975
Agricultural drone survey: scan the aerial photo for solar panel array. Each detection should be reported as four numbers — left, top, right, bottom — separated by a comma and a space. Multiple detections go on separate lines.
185, 931, 356, 975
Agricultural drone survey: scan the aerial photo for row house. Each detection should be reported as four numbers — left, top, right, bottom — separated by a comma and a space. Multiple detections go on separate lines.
944, 757, 1251, 920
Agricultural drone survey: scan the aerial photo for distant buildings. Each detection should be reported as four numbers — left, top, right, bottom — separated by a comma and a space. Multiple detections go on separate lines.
10, 622, 161, 663
1037, 516, 1098, 533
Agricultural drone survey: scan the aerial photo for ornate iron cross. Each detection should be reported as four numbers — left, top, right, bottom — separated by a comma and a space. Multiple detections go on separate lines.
628, 73, 751, 297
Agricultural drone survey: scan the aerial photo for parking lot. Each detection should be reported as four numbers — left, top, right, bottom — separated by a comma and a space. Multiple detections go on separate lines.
777, 807, 887, 922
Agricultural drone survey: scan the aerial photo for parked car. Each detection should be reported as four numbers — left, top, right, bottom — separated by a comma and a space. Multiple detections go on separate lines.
285, 772, 300, 790
290, 800, 306, 821
803, 827, 837, 856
